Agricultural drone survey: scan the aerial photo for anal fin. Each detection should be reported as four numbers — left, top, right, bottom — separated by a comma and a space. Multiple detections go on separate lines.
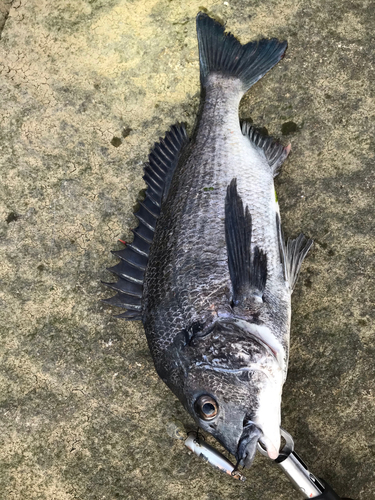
276, 213, 313, 292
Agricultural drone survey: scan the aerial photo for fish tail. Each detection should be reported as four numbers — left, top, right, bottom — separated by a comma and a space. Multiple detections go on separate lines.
196, 12, 287, 92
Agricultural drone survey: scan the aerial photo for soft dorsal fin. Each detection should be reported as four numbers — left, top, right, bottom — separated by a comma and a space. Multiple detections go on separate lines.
225, 178, 267, 307
103, 124, 189, 320
276, 213, 313, 292
242, 122, 291, 177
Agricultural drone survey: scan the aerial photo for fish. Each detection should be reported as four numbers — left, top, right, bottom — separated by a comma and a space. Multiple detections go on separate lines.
103, 12, 312, 469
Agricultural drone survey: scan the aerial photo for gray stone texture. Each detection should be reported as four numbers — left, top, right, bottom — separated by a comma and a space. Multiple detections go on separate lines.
0, 0, 374, 498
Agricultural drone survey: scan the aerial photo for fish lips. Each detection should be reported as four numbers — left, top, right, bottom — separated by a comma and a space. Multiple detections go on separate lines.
236, 421, 263, 468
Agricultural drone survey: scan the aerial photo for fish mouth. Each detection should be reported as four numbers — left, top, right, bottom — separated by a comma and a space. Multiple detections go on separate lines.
235, 421, 263, 468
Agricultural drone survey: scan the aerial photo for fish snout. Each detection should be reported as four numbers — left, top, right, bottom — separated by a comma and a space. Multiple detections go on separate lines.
236, 421, 263, 468
259, 432, 281, 460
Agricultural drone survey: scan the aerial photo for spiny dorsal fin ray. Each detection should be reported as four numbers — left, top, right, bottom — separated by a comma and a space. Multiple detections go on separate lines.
276, 213, 313, 292
225, 178, 267, 307
115, 311, 142, 321
132, 224, 154, 244
102, 278, 143, 298
127, 234, 151, 256
106, 260, 144, 284
138, 197, 160, 218
103, 123, 189, 319
102, 292, 142, 310
111, 247, 148, 270
242, 122, 291, 177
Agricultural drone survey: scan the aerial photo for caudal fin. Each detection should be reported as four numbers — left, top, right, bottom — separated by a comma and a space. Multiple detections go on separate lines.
196, 12, 287, 91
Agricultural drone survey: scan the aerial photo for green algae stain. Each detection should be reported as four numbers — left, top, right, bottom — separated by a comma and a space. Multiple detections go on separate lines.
111, 137, 122, 148
122, 127, 132, 138
6, 212, 18, 224
281, 121, 299, 135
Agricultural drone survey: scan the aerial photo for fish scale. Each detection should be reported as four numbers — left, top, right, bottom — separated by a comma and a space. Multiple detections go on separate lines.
148, 79, 282, 332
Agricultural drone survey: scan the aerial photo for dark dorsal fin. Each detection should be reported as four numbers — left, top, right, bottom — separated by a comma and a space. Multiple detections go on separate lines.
103, 124, 189, 320
276, 213, 313, 292
225, 178, 267, 307
242, 122, 291, 177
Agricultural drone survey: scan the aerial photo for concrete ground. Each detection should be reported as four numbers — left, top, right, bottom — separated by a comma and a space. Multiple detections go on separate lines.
0, 0, 374, 498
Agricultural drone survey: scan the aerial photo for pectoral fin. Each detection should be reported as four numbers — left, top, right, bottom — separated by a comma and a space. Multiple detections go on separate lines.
225, 178, 267, 307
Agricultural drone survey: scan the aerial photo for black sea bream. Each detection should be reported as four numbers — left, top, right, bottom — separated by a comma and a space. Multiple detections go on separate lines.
104, 13, 312, 468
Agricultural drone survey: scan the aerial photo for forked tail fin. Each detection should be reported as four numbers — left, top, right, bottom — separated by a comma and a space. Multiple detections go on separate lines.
196, 12, 287, 92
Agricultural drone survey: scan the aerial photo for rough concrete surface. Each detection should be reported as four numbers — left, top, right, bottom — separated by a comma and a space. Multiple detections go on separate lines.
0, 0, 374, 499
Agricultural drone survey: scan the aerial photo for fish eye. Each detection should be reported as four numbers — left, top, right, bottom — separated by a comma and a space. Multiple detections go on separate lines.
195, 395, 218, 421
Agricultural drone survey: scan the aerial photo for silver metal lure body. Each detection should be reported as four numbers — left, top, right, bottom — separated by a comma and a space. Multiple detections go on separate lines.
185, 432, 246, 481
182, 427, 347, 499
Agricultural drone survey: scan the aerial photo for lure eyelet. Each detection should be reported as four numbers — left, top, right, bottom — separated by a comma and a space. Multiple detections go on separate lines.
195, 395, 218, 421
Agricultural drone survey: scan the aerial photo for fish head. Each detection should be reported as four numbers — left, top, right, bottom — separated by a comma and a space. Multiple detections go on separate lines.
183, 320, 283, 467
